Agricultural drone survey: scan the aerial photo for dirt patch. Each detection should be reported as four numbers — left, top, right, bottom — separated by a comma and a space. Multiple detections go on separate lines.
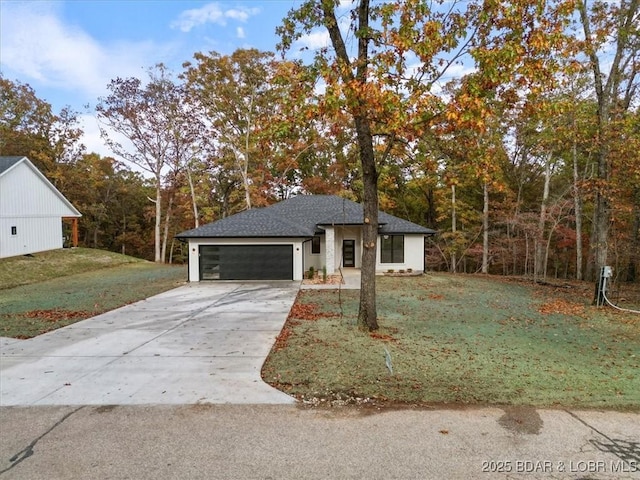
302, 274, 343, 285
92, 405, 118, 414
498, 406, 544, 435
23, 309, 92, 322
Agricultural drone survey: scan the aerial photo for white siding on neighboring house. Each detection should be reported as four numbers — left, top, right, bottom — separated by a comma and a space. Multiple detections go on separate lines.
0, 157, 81, 259
0, 217, 64, 258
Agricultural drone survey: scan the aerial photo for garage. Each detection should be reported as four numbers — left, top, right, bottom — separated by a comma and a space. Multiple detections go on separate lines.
199, 244, 293, 280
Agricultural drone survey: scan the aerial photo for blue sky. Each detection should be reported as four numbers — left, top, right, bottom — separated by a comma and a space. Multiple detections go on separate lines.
1, 0, 326, 155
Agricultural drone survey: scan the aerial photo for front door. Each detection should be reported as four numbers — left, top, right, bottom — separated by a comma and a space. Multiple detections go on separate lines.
342, 240, 355, 268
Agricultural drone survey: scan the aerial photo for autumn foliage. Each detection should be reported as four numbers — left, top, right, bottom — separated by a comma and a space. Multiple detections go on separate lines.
1, 0, 638, 293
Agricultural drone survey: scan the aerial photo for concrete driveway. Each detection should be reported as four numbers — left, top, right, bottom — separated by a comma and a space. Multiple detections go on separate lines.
0, 282, 300, 406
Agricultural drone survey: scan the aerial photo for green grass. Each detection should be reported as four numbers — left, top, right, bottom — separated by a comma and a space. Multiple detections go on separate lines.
0, 247, 145, 289
0, 248, 186, 338
262, 274, 640, 410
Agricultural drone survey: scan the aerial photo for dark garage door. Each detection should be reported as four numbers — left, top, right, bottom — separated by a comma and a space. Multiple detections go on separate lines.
199, 245, 293, 280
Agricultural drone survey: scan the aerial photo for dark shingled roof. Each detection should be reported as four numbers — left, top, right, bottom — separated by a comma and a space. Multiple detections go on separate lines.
176, 195, 436, 239
0, 156, 25, 175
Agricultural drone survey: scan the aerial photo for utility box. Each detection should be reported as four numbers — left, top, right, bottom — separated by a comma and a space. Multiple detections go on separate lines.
594, 266, 613, 306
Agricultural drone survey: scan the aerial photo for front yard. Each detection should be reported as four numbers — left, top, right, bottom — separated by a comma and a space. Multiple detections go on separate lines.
262, 274, 640, 409
0, 248, 186, 338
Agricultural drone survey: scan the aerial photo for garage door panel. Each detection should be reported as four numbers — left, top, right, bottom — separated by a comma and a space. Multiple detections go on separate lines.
200, 245, 293, 280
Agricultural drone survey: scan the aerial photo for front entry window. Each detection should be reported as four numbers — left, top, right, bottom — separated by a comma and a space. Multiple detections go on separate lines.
312, 236, 321, 254
343, 240, 355, 267
381, 235, 404, 263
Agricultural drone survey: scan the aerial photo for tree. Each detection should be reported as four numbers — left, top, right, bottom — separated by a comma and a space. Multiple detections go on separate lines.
280, 0, 391, 330
96, 65, 200, 262
278, 0, 575, 328
575, 0, 639, 297
0, 76, 84, 176
183, 49, 283, 210
59, 153, 154, 258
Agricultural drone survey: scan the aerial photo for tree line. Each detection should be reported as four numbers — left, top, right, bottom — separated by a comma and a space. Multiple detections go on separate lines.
1, 0, 638, 328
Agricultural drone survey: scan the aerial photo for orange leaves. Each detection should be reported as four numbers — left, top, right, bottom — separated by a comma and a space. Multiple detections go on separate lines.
369, 332, 397, 342
288, 302, 322, 320
288, 302, 339, 321
537, 299, 586, 317
442, 92, 488, 134
24, 309, 91, 323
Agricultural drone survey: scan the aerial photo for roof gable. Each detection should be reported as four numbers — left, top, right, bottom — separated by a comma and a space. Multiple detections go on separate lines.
176, 195, 435, 239
0, 156, 82, 217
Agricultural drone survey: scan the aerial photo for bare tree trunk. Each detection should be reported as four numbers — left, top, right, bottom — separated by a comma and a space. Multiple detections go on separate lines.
235, 149, 252, 210
357, 115, 379, 331
241, 92, 255, 210
585, 206, 598, 281
525, 233, 530, 277
535, 154, 552, 282
451, 184, 457, 273
186, 165, 199, 228
482, 182, 489, 274
161, 193, 173, 263
154, 176, 162, 263
627, 199, 640, 282
121, 213, 126, 256
573, 137, 583, 280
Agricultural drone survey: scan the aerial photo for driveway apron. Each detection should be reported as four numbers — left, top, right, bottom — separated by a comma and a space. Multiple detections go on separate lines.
0, 282, 299, 406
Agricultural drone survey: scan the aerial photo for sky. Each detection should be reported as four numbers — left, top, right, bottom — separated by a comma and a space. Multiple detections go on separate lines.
0, 0, 326, 157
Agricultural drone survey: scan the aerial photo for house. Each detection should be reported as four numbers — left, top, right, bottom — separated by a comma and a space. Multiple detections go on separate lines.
175, 195, 436, 281
0, 156, 82, 259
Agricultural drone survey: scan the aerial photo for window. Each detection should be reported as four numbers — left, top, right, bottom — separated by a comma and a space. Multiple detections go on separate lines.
381, 235, 404, 263
311, 236, 321, 254
11, 226, 17, 236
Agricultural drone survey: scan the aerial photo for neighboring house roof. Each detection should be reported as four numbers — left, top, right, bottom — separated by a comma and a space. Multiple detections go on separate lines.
0, 156, 82, 217
176, 195, 435, 239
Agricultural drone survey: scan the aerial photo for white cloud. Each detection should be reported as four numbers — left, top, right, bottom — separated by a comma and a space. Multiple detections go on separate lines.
171, 3, 259, 32
295, 30, 331, 51
291, 13, 350, 56
78, 113, 112, 158
225, 7, 260, 22
236, 27, 246, 39
0, 2, 167, 101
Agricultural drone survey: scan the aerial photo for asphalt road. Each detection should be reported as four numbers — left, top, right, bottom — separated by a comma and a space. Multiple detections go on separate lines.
1, 404, 639, 479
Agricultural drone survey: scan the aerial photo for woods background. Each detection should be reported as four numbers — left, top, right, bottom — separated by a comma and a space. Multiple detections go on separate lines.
1, 0, 638, 288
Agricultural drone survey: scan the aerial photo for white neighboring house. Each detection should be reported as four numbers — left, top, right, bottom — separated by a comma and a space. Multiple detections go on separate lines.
0, 156, 82, 259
